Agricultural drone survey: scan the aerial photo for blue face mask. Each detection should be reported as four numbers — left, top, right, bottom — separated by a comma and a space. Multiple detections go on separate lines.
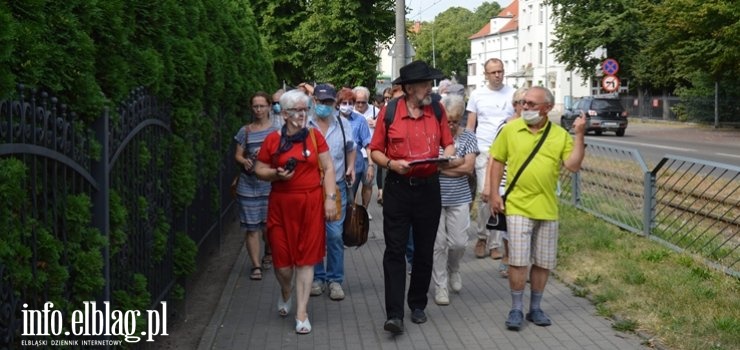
272, 103, 281, 114
315, 104, 333, 118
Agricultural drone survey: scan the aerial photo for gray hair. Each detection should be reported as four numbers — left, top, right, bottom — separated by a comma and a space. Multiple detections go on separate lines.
528, 86, 554, 104
441, 94, 465, 119
512, 87, 529, 104
279, 89, 310, 109
352, 86, 370, 99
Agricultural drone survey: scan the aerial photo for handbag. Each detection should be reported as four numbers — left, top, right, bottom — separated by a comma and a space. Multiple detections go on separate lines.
231, 124, 250, 200
487, 121, 552, 230
310, 129, 342, 221
334, 118, 369, 247
343, 183, 369, 247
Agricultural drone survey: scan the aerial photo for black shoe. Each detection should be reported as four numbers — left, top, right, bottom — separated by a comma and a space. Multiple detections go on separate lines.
410, 309, 427, 324
384, 318, 404, 333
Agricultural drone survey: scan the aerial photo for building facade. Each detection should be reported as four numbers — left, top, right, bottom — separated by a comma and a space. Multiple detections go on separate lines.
466, 0, 594, 110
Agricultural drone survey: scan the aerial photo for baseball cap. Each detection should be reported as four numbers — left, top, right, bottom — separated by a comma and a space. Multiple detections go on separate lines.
314, 84, 336, 101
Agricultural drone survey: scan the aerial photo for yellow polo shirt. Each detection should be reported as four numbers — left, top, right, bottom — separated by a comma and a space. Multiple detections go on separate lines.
490, 118, 573, 220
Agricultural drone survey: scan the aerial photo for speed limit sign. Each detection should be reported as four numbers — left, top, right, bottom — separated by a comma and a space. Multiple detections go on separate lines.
601, 75, 621, 92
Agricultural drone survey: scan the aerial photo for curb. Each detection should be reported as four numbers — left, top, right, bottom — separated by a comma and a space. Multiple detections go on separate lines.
196, 245, 248, 349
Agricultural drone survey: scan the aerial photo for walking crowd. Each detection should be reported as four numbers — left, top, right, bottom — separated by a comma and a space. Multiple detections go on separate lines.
232, 59, 586, 335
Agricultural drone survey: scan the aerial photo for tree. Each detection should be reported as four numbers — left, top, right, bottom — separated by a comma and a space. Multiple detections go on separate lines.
252, 0, 394, 89
633, 0, 740, 122
474, 1, 502, 23
548, 0, 646, 81
250, 0, 309, 86
410, 5, 496, 84
633, 0, 740, 88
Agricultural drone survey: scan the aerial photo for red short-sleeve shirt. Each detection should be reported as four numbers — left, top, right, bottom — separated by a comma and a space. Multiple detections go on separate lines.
257, 129, 329, 192
369, 98, 454, 177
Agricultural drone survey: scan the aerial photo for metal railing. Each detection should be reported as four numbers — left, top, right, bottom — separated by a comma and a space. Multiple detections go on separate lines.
559, 141, 740, 277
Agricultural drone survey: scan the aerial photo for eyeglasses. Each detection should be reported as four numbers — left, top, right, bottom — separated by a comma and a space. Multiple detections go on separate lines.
252, 105, 269, 109
339, 101, 354, 106
355, 101, 368, 105
485, 70, 504, 75
518, 100, 547, 108
272, 102, 280, 106
285, 108, 309, 117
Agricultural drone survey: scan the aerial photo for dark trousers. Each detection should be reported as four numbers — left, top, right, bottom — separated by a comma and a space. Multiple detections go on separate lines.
382, 173, 441, 319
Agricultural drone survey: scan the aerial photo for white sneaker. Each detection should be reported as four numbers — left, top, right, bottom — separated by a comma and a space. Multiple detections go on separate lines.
328, 282, 345, 300
449, 272, 462, 293
310, 281, 325, 296
434, 287, 449, 305
368, 213, 373, 220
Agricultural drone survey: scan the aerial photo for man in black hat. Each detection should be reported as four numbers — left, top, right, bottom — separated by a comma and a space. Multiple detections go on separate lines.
369, 60, 456, 334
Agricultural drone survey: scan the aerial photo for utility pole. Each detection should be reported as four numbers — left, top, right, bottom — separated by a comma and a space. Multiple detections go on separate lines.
393, 0, 406, 81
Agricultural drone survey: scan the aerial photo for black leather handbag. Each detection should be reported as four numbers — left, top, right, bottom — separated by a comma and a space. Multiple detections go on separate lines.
487, 121, 551, 230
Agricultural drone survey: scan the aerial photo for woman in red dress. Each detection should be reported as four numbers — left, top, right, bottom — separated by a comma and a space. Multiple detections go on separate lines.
255, 89, 337, 334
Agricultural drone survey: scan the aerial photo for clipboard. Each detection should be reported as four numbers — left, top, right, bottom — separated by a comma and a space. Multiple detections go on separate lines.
408, 156, 455, 166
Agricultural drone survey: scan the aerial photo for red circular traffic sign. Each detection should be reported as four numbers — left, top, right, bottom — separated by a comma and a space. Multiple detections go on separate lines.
601, 75, 621, 92
602, 58, 620, 76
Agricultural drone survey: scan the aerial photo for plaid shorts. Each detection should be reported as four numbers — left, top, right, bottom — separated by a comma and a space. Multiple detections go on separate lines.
507, 215, 559, 269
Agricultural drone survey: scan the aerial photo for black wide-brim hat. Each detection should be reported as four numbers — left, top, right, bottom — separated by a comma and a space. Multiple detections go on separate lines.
392, 60, 445, 85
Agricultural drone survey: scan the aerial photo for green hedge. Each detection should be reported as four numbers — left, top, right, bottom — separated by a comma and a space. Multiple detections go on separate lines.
0, 0, 276, 314
0, 0, 276, 204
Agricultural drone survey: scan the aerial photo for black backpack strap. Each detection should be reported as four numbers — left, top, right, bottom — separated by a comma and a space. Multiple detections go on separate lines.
384, 98, 398, 148
384, 95, 444, 147
430, 93, 442, 122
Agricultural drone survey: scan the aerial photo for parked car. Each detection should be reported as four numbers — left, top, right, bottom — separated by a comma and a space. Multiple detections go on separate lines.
561, 97, 628, 136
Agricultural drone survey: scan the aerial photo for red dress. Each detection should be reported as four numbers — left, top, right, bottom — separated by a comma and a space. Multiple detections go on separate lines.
257, 129, 329, 268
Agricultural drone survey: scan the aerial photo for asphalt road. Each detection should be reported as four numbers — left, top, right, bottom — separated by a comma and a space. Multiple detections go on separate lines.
550, 115, 740, 168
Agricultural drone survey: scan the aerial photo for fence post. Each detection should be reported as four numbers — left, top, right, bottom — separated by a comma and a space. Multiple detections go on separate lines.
92, 107, 110, 302
572, 170, 581, 206
642, 170, 655, 236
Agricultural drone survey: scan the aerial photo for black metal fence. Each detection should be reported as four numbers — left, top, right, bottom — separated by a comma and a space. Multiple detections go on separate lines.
0, 86, 233, 348
619, 95, 739, 125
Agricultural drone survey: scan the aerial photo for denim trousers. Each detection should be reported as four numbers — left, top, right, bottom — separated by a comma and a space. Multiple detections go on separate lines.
313, 181, 348, 284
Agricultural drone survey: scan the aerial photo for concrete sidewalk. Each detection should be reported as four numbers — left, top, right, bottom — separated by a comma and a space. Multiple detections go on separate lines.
197, 200, 648, 350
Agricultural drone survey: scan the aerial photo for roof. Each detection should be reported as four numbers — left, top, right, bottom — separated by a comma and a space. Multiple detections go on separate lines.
468, 0, 519, 39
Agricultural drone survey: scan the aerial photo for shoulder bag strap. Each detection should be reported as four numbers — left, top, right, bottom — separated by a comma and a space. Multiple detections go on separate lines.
504, 121, 552, 197
337, 117, 348, 181
310, 128, 324, 184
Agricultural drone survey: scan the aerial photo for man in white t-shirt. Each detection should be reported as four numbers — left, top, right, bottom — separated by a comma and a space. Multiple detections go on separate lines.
465, 58, 515, 260
353, 86, 380, 217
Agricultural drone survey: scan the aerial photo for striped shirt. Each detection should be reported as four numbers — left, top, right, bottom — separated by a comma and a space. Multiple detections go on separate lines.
491, 118, 509, 189
234, 125, 279, 197
439, 129, 479, 206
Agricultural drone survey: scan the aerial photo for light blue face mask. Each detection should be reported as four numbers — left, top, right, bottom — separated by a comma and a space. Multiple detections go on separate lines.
272, 103, 281, 114
315, 104, 333, 118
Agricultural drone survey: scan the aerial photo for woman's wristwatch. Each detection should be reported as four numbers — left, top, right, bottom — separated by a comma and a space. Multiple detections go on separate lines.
327, 193, 337, 200
386, 159, 392, 169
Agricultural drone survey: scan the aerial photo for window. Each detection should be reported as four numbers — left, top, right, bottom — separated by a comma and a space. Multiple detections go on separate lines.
468, 64, 476, 76
538, 42, 543, 64
539, 4, 544, 24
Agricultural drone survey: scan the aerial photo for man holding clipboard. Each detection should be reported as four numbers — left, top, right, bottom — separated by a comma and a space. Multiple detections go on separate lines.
369, 60, 455, 334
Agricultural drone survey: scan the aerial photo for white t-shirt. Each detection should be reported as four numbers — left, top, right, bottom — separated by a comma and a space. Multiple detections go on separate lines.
466, 85, 515, 151
357, 105, 379, 158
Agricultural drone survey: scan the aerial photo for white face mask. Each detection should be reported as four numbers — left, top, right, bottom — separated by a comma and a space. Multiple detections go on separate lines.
339, 104, 354, 115
521, 110, 543, 125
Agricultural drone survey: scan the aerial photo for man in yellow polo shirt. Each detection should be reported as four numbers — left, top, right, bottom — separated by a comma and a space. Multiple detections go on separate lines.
488, 86, 586, 331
